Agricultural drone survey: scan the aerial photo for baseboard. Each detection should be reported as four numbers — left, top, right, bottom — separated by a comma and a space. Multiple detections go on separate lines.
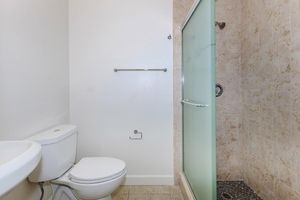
124, 175, 174, 185
179, 172, 196, 200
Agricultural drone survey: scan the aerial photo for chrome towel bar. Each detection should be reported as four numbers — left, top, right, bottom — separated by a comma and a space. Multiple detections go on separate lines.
114, 68, 167, 72
181, 99, 209, 108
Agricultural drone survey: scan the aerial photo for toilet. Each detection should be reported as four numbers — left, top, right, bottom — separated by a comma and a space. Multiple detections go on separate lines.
28, 125, 126, 200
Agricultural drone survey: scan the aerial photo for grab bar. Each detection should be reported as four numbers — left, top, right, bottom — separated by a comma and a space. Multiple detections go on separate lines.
114, 68, 167, 72
181, 99, 209, 108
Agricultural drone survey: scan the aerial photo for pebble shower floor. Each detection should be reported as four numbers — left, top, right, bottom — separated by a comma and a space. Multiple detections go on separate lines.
217, 181, 263, 200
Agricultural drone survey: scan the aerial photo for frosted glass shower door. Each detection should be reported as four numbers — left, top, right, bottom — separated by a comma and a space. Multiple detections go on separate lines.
182, 0, 216, 200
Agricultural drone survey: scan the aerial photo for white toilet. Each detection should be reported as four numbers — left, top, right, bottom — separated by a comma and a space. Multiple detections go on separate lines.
28, 125, 126, 200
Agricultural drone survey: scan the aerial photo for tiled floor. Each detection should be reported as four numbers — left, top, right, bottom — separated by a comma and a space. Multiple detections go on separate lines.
217, 181, 263, 200
112, 181, 262, 200
112, 186, 184, 200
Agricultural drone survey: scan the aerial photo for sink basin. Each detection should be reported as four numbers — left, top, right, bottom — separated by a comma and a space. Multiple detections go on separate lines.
0, 140, 41, 196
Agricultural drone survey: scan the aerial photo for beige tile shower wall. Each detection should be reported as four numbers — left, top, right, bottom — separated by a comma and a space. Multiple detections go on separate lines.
215, 0, 242, 181
173, 0, 243, 183
241, 0, 300, 199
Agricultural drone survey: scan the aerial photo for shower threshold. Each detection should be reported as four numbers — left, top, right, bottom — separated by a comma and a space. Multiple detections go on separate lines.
217, 181, 262, 200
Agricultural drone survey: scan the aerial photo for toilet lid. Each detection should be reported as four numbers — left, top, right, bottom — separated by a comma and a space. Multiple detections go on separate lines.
69, 157, 126, 184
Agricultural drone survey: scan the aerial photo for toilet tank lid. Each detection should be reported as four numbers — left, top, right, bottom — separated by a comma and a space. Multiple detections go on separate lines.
28, 125, 77, 145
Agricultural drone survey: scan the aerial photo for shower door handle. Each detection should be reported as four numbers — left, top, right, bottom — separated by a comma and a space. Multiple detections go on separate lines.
181, 99, 209, 108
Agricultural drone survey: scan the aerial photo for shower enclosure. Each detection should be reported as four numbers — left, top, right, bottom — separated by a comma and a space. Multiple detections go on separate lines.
181, 0, 216, 199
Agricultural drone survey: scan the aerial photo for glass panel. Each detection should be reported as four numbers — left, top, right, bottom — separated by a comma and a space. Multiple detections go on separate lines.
182, 0, 216, 199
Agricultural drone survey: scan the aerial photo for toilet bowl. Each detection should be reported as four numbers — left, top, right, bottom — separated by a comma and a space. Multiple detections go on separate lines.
53, 157, 126, 200
28, 125, 126, 200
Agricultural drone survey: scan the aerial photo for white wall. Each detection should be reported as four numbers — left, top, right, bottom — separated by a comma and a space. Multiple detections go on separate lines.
69, 0, 174, 185
0, 0, 69, 199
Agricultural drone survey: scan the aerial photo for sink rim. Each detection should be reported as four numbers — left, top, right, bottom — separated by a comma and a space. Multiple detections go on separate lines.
0, 140, 41, 197
0, 141, 34, 165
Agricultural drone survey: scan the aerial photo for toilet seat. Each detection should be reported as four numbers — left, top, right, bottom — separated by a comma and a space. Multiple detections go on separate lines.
68, 157, 126, 184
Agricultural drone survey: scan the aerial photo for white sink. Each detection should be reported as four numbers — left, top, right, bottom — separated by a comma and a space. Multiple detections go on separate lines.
0, 140, 41, 197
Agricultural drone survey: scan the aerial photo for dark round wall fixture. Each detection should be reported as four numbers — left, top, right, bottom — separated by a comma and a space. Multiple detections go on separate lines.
216, 83, 224, 97
215, 21, 226, 30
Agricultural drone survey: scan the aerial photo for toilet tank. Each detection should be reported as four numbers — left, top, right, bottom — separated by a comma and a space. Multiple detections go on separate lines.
28, 125, 77, 182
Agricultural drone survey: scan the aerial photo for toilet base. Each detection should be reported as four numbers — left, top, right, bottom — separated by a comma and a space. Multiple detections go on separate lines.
99, 195, 112, 200
53, 185, 112, 200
